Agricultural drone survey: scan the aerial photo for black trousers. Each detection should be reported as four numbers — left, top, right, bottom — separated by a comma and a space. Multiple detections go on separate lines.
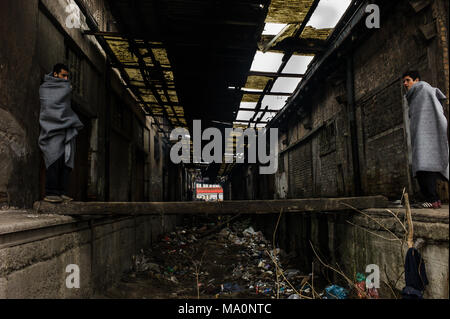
416, 171, 441, 202
45, 154, 72, 196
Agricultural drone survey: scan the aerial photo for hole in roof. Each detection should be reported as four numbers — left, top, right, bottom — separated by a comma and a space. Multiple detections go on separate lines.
271, 77, 302, 94
250, 51, 284, 73
283, 55, 314, 74
261, 112, 278, 122
262, 23, 288, 35
236, 110, 256, 121
307, 0, 352, 29
261, 95, 289, 110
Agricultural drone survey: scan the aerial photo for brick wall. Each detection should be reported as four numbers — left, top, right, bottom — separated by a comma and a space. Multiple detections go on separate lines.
278, 0, 449, 201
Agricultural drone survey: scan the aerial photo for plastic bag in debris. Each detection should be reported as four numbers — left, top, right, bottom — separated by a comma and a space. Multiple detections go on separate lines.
243, 226, 257, 236
367, 287, 379, 299
288, 294, 301, 299
356, 273, 366, 282
285, 269, 301, 279
301, 283, 311, 294
168, 276, 179, 284
355, 273, 379, 299
356, 281, 366, 298
323, 285, 347, 299
133, 254, 160, 273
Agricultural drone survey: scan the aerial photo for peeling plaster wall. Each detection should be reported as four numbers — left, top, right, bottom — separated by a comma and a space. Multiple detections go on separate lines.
0, 0, 42, 207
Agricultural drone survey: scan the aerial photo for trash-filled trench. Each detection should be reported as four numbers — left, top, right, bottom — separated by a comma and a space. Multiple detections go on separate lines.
98, 216, 378, 299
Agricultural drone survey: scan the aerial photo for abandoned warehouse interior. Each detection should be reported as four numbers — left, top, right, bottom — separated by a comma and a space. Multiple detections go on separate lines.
0, 0, 449, 300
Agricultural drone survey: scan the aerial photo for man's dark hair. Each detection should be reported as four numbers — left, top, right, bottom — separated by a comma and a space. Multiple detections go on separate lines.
402, 70, 420, 81
53, 63, 69, 75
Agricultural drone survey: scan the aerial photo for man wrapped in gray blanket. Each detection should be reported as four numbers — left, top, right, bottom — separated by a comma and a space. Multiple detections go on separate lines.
39, 63, 84, 203
403, 70, 448, 209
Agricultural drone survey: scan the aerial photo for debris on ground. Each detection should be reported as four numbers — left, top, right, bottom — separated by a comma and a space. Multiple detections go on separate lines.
100, 216, 339, 299
323, 285, 347, 299
355, 272, 380, 299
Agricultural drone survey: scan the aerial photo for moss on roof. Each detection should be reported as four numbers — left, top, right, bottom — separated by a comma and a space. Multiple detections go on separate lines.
301, 26, 332, 40
242, 94, 261, 103
245, 75, 271, 90
265, 0, 315, 24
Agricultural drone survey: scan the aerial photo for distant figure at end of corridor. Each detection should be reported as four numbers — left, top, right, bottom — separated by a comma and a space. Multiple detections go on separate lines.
403, 70, 448, 209
39, 63, 84, 203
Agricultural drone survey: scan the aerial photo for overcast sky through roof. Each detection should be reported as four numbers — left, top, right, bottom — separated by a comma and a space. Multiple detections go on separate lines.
236, 110, 255, 121
262, 23, 288, 36
271, 77, 302, 93
307, 0, 352, 29
250, 51, 284, 72
283, 55, 314, 74
240, 0, 353, 126
261, 95, 288, 110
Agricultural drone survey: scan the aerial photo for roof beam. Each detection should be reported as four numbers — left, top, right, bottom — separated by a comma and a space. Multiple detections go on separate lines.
113, 64, 172, 71
230, 89, 291, 96
234, 120, 268, 124
73, 0, 171, 139
248, 71, 304, 78
239, 107, 279, 112
128, 39, 183, 126
167, 16, 261, 27
271, 38, 327, 54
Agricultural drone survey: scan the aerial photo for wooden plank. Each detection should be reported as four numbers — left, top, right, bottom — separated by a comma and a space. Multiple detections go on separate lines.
33, 196, 388, 216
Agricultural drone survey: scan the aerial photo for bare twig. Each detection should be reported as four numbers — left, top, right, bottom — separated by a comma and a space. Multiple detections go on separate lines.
311, 262, 315, 299
346, 220, 399, 241
384, 209, 408, 233
341, 202, 403, 243
272, 209, 283, 299
265, 249, 313, 299
404, 193, 414, 248
181, 247, 206, 299
309, 241, 370, 299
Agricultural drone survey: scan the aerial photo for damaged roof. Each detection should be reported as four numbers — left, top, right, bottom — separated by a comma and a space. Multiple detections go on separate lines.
82, 0, 354, 181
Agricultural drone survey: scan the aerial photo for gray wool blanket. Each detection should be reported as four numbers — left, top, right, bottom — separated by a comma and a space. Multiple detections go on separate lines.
39, 73, 84, 169
406, 81, 448, 180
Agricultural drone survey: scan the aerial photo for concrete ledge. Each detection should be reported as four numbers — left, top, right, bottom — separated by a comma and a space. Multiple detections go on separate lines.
363, 206, 449, 224
0, 209, 180, 298
0, 210, 77, 235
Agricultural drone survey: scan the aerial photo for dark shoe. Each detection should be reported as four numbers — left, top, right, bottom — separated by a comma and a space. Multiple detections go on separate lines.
44, 196, 63, 203
61, 195, 74, 202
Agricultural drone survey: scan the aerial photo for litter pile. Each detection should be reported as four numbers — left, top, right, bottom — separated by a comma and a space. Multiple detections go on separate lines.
100, 216, 377, 299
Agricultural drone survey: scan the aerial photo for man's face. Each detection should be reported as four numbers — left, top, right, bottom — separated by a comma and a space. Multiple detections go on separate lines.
403, 76, 419, 91
54, 69, 69, 80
